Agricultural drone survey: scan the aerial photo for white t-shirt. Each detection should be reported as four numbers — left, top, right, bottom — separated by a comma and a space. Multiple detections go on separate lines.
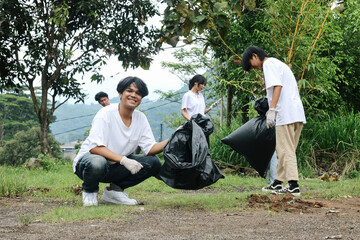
263, 58, 306, 126
72, 104, 156, 172
181, 91, 206, 118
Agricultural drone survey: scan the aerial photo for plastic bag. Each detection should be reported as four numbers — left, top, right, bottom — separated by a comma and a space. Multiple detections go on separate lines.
157, 114, 224, 190
221, 98, 275, 178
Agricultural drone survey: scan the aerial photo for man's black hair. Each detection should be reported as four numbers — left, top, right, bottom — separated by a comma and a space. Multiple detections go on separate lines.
95, 91, 108, 102
241, 46, 269, 71
116, 76, 149, 97
188, 74, 207, 90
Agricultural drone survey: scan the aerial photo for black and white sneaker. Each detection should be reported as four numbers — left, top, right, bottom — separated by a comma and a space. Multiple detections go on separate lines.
262, 181, 283, 193
275, 184, 301, 196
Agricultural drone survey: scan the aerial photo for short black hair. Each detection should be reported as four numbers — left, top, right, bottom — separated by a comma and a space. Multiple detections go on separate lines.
241, 46, 269, 71
95, 91, 108, 101
188, 74, 207, 90
116, 76, 149, 97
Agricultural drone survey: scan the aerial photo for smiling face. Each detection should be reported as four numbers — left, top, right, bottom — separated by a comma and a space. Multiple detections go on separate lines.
119, 82, 142, 110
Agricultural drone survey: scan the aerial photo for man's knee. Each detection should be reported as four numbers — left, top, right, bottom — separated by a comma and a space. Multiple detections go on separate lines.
147, 155, 162, 174
79, 153, 108, 176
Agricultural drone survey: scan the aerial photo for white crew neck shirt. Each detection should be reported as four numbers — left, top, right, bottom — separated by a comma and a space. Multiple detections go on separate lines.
72, 104, 156, 172
263, 57, 306, 126
181, 91, 206, 118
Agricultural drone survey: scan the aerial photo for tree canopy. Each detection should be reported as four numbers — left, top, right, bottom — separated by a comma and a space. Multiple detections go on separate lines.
0, 0, 161, 153
0, 93, 39, 146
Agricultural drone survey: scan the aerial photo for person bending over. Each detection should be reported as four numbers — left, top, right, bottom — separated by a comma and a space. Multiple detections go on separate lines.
241, 46, 306, 196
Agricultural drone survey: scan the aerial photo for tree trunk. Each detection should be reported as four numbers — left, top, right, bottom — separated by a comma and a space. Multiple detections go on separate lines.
39, 80, 51, 155
39, 116, 50, 155
0, 121, 4, 147
226, 85, 233, 127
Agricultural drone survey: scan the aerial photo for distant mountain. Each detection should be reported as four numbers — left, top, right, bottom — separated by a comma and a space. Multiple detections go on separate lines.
50, 96, 182, 144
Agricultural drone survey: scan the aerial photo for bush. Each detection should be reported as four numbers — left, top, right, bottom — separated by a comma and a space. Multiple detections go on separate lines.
298, 112, 360, 176
0, 127, 61, 166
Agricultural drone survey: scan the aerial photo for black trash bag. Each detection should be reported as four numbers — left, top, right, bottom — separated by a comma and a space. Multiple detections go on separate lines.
221, 98, 275, 178
157, 114, 224, 190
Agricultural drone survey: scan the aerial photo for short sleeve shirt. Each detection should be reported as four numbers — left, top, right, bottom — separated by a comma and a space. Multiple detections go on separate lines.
263, 58, 306, 126
72, 104, 156, 172
181, 91, 206, 118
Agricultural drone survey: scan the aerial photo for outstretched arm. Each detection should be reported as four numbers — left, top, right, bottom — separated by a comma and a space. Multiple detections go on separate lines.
148, 139, 169, 155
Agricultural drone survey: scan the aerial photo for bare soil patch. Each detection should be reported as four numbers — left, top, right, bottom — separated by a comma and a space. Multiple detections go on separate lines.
0, 195, 359, 240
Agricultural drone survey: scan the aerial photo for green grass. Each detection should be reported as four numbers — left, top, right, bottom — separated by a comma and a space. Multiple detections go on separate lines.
1, 164, 359, 223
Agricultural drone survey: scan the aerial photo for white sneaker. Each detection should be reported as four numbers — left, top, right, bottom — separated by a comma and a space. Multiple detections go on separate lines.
101, 187, 138, 205
82, 191, 98, 206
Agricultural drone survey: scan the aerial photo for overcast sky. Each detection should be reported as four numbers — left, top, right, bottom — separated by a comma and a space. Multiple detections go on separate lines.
65, 3, 188, 105
73, 47, 185, 104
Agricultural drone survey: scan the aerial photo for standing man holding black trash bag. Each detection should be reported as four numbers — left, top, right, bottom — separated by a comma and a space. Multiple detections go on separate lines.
73, 76, 168, 206
241, 46, 306, 196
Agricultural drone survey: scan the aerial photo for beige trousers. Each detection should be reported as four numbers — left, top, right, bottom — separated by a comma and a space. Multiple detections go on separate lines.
275, 122, 303, 182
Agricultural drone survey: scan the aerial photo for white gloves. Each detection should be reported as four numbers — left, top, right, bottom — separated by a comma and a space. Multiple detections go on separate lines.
209, 98, 221, 110
120, 156, 143, 174
266, 108, 276, 128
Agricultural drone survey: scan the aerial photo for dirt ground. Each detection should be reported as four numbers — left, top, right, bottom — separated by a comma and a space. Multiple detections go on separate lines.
0, 194, 359, 240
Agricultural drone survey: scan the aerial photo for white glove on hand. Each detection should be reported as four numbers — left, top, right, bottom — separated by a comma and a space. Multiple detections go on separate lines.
120, 156, 143, 174
209, 98, 221, 110
266, 108, 276, 128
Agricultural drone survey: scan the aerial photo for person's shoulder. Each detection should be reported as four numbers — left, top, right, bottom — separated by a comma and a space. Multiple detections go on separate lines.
264, 58, 287, 70
95, 104, 118, 117
133, 109, 147, 119
183, 90, 192, 96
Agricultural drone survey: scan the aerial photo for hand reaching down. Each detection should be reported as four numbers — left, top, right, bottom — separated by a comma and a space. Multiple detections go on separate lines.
120, 156, 143, 174
266, 108, 276, 128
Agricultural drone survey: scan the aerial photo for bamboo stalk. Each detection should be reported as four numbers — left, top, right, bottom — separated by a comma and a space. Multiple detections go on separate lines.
289, 0, 306, 64
299, 1, 333, 92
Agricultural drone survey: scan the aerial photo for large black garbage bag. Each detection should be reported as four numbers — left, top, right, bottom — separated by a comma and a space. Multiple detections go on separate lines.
157, 114, 224, 190
221, 98, 275, 178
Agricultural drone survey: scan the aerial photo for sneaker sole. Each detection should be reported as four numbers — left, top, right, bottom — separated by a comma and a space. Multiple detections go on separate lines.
83, 202, 98, 207
101, 195, 137, 205
262, 187, 282, 193
275, 191, 301, 196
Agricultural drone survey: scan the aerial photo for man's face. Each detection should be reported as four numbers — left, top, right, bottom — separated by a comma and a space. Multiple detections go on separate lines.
119, 82, 142, 110
99, 97, 110, 107
249, 53, 263, 70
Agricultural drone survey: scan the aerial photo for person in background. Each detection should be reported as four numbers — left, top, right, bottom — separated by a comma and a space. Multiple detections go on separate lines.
241, 46, 306, 196
74, 76, 168, 206
95, 91, 110, 107
267, 151, 278, 184
181, 74, 220, 120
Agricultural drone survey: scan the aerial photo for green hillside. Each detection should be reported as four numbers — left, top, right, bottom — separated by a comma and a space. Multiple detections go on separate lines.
50, 97, 182, 144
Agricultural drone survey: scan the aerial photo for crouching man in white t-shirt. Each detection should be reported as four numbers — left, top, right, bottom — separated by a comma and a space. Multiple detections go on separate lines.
73, 76, 168, 206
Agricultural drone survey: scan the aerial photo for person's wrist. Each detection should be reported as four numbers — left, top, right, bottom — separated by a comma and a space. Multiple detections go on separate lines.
120, 156, 127, 165
269, 108, 276, 111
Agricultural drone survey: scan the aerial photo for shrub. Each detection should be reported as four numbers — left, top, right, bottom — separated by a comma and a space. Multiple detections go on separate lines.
298, 112, 360, 176
0, 127, 61, 166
